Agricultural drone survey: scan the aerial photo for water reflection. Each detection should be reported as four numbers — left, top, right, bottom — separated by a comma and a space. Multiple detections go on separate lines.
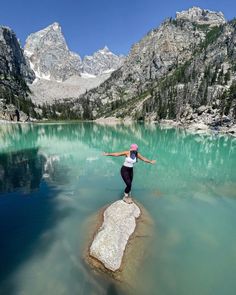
0, 148, 69, 194
0, 148, 44, 193
1, 122, 236, 195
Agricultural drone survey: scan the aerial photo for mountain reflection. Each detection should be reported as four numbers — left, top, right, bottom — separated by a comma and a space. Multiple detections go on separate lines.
0, 122, 235, 189
0, 148, 44, 193
0, 147, 67, 194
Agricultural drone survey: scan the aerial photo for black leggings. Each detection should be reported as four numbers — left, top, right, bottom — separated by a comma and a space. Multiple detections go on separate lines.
120, 166, 133, 194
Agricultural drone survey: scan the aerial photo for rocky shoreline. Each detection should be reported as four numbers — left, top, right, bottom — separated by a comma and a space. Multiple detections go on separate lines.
95, 115, 236, 136
159, 117, 236, 136
1, 115, 236, 136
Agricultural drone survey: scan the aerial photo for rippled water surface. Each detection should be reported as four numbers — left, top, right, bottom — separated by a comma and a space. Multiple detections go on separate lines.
0, 122, 236, 295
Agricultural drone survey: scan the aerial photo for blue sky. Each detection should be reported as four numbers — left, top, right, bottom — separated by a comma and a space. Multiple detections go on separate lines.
0, 0, 236, 57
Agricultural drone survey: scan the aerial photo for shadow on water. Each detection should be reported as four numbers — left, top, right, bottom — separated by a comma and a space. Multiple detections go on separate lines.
106, 283, 119, 295
0, 147, 73, 294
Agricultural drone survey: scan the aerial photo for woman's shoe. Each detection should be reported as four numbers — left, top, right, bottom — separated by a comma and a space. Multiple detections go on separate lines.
123, 194, 133, 204
126, 197, 133, 204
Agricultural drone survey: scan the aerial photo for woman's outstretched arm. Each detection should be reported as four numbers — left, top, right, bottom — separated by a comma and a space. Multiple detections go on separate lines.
103, 151, 128, 157
138, 153, 156, 164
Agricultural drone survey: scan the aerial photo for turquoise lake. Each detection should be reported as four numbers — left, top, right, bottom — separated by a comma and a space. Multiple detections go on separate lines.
0, 122, 236, 295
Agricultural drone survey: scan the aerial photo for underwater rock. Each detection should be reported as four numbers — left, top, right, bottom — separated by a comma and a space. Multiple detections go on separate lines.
89, 200, 140, 271
84, 199, 154, 287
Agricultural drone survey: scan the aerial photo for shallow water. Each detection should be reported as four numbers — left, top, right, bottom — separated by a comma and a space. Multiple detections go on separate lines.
0, 122, 236, 295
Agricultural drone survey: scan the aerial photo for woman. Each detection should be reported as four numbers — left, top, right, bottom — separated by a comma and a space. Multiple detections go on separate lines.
103, 144, 156, 204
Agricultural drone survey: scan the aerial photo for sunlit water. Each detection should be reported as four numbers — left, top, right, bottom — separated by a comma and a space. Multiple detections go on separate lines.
0, 122, 236, 295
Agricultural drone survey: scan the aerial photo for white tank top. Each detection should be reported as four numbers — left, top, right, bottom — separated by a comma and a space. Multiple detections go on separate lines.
123, 155, 137, 168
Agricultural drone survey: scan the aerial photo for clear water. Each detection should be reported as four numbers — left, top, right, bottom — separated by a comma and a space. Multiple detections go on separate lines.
0, 122, 236, 295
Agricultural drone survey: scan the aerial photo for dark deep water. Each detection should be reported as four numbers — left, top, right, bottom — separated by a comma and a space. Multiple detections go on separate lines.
0, 122, 236, 295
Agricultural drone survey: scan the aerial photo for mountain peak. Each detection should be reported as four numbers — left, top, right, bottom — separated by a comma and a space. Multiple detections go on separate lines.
24, 22, 82, 81
176, 6, 226, 26
98, 46, 114, 56
100, 46, 110, 52
83, 47, 125, 76
48, 22, 61, 31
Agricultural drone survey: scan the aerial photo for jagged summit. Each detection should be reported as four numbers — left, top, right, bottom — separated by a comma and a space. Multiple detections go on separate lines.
49, 22, 61, 31
176, 7, 226, 26
99, 46, 111, 53
24, 23, 82, 81
33, 22, 61, 34
83, 46, 125, 76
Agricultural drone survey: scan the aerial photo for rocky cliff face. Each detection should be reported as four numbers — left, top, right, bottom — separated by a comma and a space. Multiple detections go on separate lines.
24, 22, 83, 82
0, 26, 35, 82
0, 26, 36, 121
71, 7, 235, 130
83, 46, 125, 76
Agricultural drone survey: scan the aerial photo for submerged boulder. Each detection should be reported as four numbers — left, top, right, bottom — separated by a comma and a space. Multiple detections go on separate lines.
84, 199, 153, 288
90, 200, 141, 272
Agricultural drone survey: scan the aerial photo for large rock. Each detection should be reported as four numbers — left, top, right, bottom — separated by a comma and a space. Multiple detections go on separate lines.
84, 199, 153, 289
89, 200, 140, 271
226, 125, 236, 135
0, 102, 30, 122
189, 122, 209, 130
197, 105, 208, 115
